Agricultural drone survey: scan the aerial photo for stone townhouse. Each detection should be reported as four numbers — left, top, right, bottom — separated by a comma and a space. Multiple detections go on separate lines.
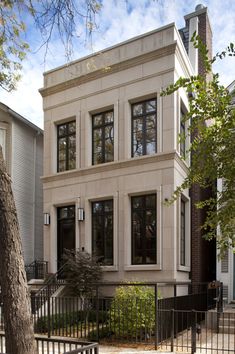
40, 5, 215, 288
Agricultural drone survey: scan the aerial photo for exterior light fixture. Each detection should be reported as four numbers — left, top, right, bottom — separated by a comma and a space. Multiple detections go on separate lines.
78, 207, 85, 221
44, 213, 50, 225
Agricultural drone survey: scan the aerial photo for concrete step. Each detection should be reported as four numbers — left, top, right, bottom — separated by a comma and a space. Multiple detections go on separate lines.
219, 325, 235, 334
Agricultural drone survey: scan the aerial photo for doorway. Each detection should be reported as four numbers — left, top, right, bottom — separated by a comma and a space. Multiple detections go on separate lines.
57, 205, 75, 270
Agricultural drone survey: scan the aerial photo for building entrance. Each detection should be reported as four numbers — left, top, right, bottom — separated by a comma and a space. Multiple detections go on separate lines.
57, 206, 75, 270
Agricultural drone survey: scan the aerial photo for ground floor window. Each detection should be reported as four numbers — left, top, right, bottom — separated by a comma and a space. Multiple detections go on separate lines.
92, 199, 113, 265
131, 194, 156, 265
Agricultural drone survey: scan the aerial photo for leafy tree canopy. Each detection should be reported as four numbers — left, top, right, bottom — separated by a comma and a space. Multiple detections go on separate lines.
0, 0, 102, 91
161, 34, 235, 255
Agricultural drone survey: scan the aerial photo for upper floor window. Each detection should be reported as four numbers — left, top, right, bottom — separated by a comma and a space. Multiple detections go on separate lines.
180, 198, 186, 266
92, 110, 114, 165
131, 194, 156, 265
131, 99, 157, 157
57, 121, 76, 172
180, 106, 186, 158
0, 128, 6, 159
92, 199, 113, 265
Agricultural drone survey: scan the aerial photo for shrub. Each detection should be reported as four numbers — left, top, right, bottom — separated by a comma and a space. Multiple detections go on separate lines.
109, 283, 159, 338
88, 326, 113, 341
35, 310, 108, 333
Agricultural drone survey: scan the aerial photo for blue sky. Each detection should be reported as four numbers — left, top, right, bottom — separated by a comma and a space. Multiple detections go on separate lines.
1, 0, 234, 129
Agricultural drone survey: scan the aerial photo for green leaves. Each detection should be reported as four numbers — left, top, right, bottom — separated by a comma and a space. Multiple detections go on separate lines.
161, 35, 235, 255
109, 283, 158, 337
0, 1, 30, 91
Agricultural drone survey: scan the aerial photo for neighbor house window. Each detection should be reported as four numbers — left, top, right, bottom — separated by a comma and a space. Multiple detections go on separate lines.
57, 121, 76, 172
0, 128, 6, 159
92, 110, 114, 165
92, 200, 113, 265
132, 99, 157, 157
180, 198, 186, 266
180, 107, 186, 158
131, 194, 156, 264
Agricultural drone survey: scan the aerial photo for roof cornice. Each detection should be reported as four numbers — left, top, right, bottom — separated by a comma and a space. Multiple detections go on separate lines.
39, 43, 177, 98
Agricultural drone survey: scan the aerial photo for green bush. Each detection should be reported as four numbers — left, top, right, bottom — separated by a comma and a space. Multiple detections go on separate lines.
109, 283, 159, 338
88, 326, 113, 340
35, 310, 108, 333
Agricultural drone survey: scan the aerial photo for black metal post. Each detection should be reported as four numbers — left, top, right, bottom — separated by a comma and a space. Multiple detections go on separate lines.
96, 285, 99, 342
47, 284, 51, 338
154, 284, 158, 350
191, 310, 196, 354
171, 309, 174, 352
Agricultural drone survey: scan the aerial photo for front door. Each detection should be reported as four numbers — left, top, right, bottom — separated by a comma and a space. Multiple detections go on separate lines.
57, 206, 75, 270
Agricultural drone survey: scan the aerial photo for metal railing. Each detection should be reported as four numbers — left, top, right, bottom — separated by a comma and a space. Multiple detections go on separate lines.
0, 333, 98, 354
25, 260, 48, 281
157, 309, 235, 353
0, 281, 227, 352
32, 264, 67, 314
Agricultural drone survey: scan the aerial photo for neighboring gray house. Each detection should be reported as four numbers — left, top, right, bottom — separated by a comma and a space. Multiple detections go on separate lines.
217, 80, 235, 303
0, 102, 43, 264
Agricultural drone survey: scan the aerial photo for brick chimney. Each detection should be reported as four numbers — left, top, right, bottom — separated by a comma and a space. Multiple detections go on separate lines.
182, 5, 216, 285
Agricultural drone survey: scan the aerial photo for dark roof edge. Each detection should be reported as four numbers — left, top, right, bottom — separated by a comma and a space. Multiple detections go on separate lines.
0, 102, 43, 134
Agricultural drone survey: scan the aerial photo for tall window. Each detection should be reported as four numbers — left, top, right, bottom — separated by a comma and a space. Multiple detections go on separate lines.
132, 99, 157, 157
180, 107, 186, 158
131, 194, 156, 265
57, 121, 76, 172
180, 198, 186, 266
92, 200, 113, 265
0, 128, 6, 159
92, 111, 114, 165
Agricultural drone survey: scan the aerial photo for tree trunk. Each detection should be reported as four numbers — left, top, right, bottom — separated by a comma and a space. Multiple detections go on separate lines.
0, 147, 36, 354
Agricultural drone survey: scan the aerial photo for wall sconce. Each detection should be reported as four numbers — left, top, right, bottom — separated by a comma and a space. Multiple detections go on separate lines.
78, 207, 85, 221
44, 213, 50, 225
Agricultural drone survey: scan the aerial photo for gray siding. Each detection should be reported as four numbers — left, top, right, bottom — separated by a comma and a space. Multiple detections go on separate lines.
34, 133, 43, 260
11, 120, 43, 263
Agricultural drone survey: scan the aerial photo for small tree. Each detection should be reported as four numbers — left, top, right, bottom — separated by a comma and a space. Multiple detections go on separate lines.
63, 249, 102, 297
109, 283, 158, 339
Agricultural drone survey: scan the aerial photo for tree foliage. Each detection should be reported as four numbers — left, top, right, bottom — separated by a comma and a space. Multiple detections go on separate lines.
109, 283, 158, 338
62, 249, 102, 296
0, 0, 102, 91
161, 34, 235, 254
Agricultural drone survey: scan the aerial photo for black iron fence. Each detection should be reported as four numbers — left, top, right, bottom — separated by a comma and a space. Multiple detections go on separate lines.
158, 309, 235, 353
25, 260, 49, 281
0, 281, 228, 353
0, 333, 98, 354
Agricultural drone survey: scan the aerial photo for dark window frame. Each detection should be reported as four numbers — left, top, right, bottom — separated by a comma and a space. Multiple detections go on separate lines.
57, 121, 76, 172
180, 105, 186, 158
131, 98, 157, 157
92, 110, 114, 165
131, 194, 157, 265
92, 199, 114, 266
180, 198, 186, 266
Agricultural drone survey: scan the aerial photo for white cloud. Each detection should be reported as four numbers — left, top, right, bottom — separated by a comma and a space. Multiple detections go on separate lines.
0, 0, 234, 128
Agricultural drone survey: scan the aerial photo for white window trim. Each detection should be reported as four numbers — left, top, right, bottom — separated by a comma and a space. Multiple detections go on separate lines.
84, 192, 118, 271
177, 194, 191, 272
124, 187, 162, 271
